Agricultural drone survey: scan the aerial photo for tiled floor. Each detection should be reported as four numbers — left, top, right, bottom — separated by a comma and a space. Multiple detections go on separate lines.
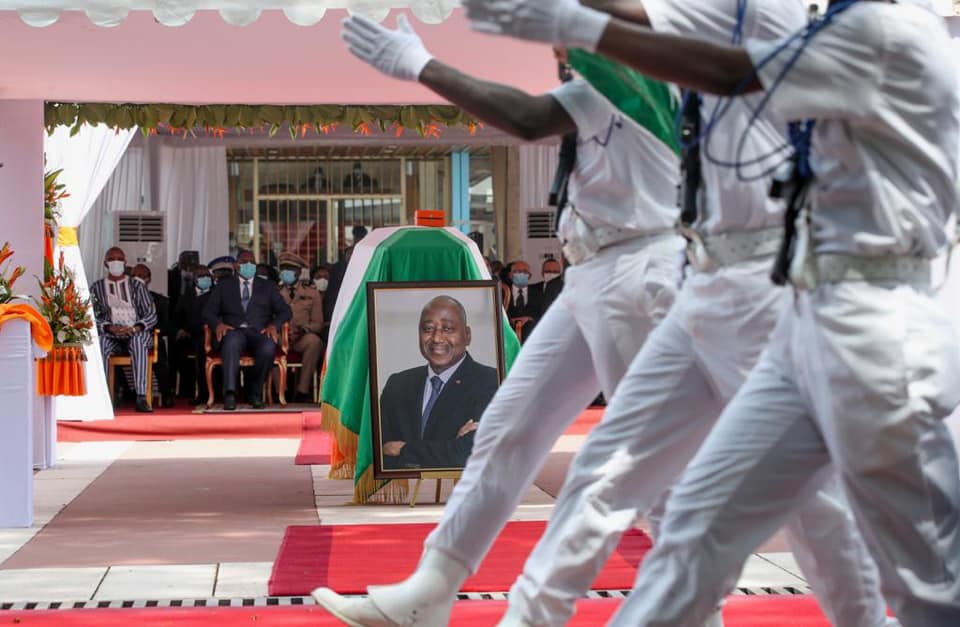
0, 430, 809, 604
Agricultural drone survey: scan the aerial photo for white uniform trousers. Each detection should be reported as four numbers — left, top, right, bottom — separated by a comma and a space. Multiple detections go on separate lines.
610, 281, 960, 627
509, 260, 890, 627
423, 235, 684, 572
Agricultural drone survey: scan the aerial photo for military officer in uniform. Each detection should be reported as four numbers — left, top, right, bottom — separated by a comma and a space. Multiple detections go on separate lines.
277, 252, 324, 403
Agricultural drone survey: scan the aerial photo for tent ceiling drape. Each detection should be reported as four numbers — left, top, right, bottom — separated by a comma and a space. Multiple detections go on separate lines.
1, 1, 459, 26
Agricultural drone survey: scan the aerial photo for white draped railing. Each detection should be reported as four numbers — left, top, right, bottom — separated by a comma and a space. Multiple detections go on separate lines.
0, 0, 460, 27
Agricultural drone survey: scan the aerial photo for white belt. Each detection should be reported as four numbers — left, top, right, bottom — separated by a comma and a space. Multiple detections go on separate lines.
559, 207, 672, 266
793, 254, 931, 290
679, 226, 782, 273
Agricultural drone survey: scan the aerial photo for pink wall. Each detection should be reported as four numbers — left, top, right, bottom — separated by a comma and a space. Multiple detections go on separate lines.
0, 9, 556, 105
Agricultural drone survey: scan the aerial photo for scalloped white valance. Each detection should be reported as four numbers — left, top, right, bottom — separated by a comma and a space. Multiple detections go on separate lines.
0, 1, 460, 27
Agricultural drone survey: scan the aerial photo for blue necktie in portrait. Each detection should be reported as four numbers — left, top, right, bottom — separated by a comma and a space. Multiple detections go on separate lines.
241, 281, 251, 311
421, 375, 443, 435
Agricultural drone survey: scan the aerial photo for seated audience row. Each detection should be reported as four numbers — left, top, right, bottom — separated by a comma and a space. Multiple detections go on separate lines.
93, 246, 333, 412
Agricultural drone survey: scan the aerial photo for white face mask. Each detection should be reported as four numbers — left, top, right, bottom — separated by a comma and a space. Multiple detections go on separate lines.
543, 272, 561, 282
107, 260, 126, 277
314, 278, 329, 291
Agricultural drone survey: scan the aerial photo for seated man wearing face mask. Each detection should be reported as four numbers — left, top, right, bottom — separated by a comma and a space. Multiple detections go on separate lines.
277, 252, 325, 403
504, 259, 542, 343
530, 257, 564, 313
203, 250, 292, 411
91, 246, 158, 413
174, 263, 216, 404
131, 264, 175, 408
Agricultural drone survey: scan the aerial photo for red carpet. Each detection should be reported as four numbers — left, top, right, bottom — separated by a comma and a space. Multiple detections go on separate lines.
58, 406, 305, 442
0, 597, 830, 626
564, 407, 604, 435
57, 406, 599, 443
268, 520, 651, 596
295, 412, 332, 465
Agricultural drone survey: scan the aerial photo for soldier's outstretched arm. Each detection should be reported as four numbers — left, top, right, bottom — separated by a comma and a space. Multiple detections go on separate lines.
340, 13, 575, 140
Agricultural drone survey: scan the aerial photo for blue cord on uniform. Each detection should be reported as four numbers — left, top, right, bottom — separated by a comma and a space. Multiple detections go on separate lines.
678, 0, 862, 182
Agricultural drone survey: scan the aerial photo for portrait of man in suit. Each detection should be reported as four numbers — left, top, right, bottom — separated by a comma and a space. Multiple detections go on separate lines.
378, 295, 499, 471
202, 249, 292, 411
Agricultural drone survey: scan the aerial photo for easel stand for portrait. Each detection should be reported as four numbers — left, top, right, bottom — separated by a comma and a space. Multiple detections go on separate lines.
410, 471, 463, 507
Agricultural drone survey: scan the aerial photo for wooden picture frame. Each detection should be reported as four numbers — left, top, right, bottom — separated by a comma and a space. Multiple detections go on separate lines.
367, 281, 506, 481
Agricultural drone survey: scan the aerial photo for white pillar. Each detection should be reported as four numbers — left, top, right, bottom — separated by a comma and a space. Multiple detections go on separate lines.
0, 319, 35, 527
0, 101, 52, 481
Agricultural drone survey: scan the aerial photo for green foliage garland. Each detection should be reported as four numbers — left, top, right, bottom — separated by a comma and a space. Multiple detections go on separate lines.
44, 103, 480, 139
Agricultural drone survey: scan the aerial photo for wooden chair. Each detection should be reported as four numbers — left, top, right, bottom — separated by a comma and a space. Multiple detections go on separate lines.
271, 349, 322, 404
203, 322, 289, 408
107, 328, 161, 409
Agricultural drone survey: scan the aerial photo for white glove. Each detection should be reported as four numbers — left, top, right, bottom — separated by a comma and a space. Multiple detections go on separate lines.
341, 13, 434, 81
463, 0, 611, 52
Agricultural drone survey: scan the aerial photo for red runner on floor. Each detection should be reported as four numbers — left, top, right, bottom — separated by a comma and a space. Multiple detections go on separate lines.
564, 407, 604, 435
295, 412, 332, 465
0, 597, 830, 626
268, 520, 652, 597
57, 406, 600, 444
58, 407, 304, 442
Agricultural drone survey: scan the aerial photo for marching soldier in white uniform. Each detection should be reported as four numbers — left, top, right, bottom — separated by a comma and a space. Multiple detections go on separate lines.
466, 0, 960, 625
312, 8, 690, 626
311, 2, 894, 627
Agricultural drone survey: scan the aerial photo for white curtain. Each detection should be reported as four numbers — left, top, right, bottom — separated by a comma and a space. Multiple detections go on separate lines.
46, 124, 136, 422
157, 144, 230, 267
81, 144, 152, 281
518, 144, 560, 211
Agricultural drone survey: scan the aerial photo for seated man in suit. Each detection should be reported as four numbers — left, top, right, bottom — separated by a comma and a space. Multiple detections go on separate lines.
173, 262, 216, 404
203, 250, 292, 411
504, 259, 542, 342
379, 296, 499, 470
531, 257, 564, 313
91, 246, 158, 413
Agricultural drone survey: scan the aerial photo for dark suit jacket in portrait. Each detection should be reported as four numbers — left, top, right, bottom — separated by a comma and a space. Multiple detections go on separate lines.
202, 276, 291, 334
379, 353, 499, 470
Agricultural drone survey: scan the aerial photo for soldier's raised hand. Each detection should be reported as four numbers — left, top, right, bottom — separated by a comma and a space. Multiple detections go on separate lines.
341, 14, 434, 81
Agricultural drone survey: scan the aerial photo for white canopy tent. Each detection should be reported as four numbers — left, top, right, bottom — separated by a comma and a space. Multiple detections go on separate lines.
0, 1, 957, 527
0, 0, 458, 26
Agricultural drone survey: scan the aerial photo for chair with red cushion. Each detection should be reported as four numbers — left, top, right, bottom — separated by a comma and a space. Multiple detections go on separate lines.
203, 322, 289, 408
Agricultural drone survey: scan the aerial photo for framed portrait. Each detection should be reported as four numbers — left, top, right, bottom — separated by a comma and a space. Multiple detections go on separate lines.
367, 281, 506, 480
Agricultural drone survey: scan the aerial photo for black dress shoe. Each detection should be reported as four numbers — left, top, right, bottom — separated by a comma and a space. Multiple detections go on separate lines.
293, 391, 314, 404
135, 395, 153, 413
223, 392, 237, 411
249, 394, 265, 410
161, 394, 176, 409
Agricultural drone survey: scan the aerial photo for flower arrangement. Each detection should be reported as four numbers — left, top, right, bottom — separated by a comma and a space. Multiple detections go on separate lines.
35, 251, 94, 346
44, 168, 68, 229
0, 242, 27, 305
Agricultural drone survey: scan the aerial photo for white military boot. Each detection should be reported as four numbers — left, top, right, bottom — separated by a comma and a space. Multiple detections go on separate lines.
365, 549, 470, 626
314, 549, 470, 627
312, 588, 394, 627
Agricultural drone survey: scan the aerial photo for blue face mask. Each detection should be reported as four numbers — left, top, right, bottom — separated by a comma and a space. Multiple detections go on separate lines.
280, 269, 297, 285
512, 272, 530, 287
196, 276, 212, 291
238, 262, 257, 280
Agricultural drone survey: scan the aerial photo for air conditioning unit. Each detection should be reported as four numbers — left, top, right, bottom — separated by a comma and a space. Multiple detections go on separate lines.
520, 208, 562, 282
114, 213, 168, 296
